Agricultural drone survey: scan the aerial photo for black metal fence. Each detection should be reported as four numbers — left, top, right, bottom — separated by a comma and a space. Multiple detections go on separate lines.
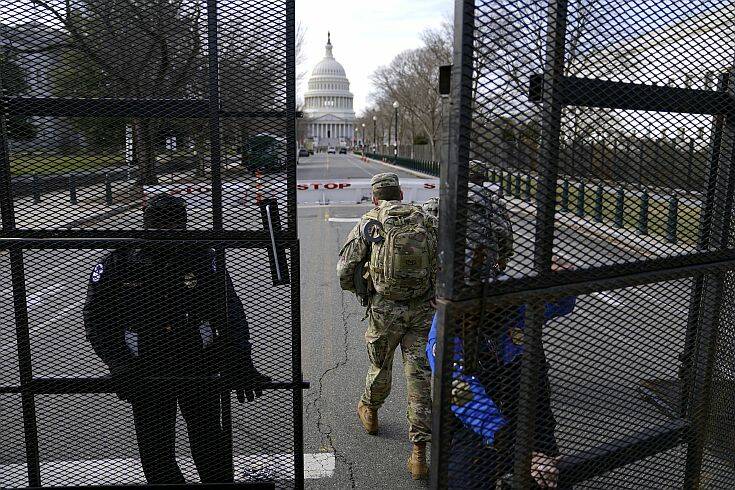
488, 136, 712, 193
433, 0, 735, 488
0, 1, 304, 488
362, 151, 440, 177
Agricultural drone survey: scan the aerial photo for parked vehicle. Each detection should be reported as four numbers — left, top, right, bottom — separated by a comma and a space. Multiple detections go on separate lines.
327, 146, 336, 154
298, 148, 309, 157
240, 134, 285, 173
338, 147, 347, 154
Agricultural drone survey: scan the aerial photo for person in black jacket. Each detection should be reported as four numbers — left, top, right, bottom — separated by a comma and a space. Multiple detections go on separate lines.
83, 194, 270, 484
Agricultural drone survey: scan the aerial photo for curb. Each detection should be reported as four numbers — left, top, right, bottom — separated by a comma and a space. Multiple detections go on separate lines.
62, 203, 139, 229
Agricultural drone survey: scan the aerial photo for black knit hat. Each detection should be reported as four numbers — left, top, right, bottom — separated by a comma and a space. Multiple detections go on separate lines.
143, 193, 187, 229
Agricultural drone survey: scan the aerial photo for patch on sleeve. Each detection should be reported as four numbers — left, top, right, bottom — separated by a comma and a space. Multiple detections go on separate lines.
91, 263, 104, 283
211, 256, 217, 272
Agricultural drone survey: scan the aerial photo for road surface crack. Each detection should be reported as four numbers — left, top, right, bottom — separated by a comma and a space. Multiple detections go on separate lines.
305, 290, 357, 488
304, 225, 358, 488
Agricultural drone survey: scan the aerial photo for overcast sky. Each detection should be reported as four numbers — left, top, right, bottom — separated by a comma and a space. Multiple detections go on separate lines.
296, 0, 451, 114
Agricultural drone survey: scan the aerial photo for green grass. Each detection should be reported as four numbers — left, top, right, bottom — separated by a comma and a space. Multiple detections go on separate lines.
491, 172, 701, 245
10, 154, 125, 176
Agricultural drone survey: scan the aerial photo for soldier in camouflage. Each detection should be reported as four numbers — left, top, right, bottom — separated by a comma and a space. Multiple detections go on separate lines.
466, 161, 514, 282
422, 197, 439, 221
337, 173, 437, 480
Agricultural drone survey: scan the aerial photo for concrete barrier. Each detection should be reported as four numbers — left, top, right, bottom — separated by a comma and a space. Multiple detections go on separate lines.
296, 179, 439, 204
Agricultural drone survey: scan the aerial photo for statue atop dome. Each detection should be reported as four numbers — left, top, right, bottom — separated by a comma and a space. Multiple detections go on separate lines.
326, 31, 334, 58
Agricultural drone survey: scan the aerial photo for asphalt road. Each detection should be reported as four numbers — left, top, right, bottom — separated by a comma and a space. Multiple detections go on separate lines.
0, 152, 698, 488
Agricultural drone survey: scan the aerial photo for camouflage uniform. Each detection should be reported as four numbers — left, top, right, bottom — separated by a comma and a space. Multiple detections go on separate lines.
337, 173, 436, 443
422, 197, 439, 220
465, 162, 514, 284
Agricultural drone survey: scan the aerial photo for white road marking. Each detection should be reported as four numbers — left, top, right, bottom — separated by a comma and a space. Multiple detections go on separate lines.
345, 154, 378, 177
30, 302, 84, 331
328, 217, 361, 223
25, 283, 66, 308
590, 291, 624, 307
0, 452, 335, 487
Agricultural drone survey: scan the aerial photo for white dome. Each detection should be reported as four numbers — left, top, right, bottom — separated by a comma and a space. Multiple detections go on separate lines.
311, 57, 347, 78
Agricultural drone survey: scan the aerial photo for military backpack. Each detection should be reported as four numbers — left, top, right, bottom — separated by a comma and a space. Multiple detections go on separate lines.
367, 203, 435, 301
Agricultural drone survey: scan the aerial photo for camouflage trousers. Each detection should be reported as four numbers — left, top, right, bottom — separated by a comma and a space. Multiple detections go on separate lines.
361, 294, 433, 443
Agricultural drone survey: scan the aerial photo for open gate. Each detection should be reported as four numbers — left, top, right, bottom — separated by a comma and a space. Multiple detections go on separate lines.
0, 1, 304, 488
434, 0, 735, 487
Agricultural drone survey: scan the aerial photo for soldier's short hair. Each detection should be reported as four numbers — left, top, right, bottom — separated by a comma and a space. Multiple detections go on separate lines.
373, 186, 402, 201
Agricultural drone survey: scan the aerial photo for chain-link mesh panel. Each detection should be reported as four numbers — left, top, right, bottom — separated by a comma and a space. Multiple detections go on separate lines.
1, 0, 300, 488
434, 0, 735, 487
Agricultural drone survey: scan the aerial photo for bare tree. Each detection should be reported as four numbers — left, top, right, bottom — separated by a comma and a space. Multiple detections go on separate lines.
367, 24, 452, 161
35, 0, 204, 184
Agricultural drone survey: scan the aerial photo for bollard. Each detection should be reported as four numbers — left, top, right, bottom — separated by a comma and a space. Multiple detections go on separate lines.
514, 172, 521, 198
506, 171, 512, 194
614, 187, 625, 228
105, 173, 113, 205
491, 168, 497, 183
594, 182, 603, 223
499, 170, 505, 196
638, 189, 649, 235
666, 195, 678, 244
561, 179, 570, 212
32, 174, 41, 204
524, 173, 532, 202
575, 180, 586, 217
69, 174, 77, 205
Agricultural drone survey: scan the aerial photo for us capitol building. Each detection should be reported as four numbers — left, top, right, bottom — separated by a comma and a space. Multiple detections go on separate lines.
303, 33, 357, 148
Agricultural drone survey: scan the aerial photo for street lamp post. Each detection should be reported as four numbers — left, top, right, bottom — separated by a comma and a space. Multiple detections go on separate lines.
354, 128, 358, 149
361, 123, 366, 160
372, 116, 377, 154
393, 101, 399, 163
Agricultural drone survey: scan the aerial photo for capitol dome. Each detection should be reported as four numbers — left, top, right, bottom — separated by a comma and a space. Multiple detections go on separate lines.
303, 33, 357, 148
311, 54, 346, 78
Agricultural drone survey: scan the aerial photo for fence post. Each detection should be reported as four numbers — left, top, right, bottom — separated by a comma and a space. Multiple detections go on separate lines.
514, 172, 521, 198
506, 170, 512, 193
614, 187, 625, 228
575, 180, 585, 217
687, 138, 695, 191
667, 194, 678, 244
524, 173, 532, 202
499, 169, 505, 195
638, 188, 649, 235
105, 173, 113, 205
491, 168, 497, 183
32, 175, 41, 204
561, 179, 569, 212
69, 174, 77, 205
594, 182, 603, 222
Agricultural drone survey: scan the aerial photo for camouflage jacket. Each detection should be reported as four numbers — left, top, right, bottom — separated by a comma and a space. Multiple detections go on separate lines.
337, 200, 438, 301
465, 183, 514, 283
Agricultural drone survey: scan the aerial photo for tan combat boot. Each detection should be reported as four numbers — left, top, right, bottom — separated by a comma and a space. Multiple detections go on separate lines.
357, 401, 378, 434
407, 442, 429, 480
